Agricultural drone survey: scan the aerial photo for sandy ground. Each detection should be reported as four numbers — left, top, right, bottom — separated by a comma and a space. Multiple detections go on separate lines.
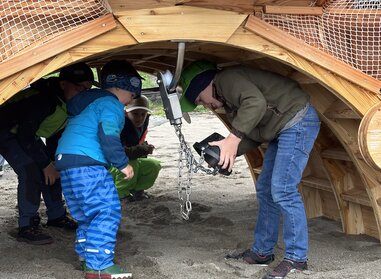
1, 112, 381, 279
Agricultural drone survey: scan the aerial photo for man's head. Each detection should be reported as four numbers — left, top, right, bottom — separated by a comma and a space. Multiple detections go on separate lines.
100, 60, 143, 105
179, 60, 218, 112
59, 62, 94, 100
125, 95, 152, 128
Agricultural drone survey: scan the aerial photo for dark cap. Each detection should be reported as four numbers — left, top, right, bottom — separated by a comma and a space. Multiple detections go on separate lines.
100, 60, 143, 80
186, 69, 217, 103
59, 62, 94, 83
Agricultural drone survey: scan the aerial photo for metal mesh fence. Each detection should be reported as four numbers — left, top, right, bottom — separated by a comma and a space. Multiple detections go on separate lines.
0, 1, 380, 81
0, 0, 111, 63
263, 0, 381, 80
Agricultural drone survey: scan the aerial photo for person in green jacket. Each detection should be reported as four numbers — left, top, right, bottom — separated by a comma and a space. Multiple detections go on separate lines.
179, 60, 321, 279
109, 95, 161, 201
0, 62, 94, 245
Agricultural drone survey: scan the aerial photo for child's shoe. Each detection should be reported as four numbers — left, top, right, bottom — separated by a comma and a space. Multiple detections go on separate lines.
79, 257, 86, 271
84, 264, 132, 279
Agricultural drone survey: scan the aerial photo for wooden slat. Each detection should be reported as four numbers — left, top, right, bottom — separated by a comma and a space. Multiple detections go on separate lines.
264, 5, 323, 15
301, 175, 333, 192
358, 102, 381, 171
341, 188, 371, 207
315, 0, 328, 6
325, 9, 381, 15
0, 1, 104, 17
324, 99, 361, 119
109, 0, 176, 13
287, 71, 317, 84
0, 14, 116, 80
175, 0, 314, 13
244, 15, 381, 95
0, 20, 138, 103
117, 6, 247, 43
321, 147, 351, 161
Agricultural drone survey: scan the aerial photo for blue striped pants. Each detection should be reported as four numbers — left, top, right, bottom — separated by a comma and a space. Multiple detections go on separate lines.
60, 166, 121, 270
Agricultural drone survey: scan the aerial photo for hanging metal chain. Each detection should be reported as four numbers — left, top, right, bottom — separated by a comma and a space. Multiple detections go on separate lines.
173, 124, 218, 220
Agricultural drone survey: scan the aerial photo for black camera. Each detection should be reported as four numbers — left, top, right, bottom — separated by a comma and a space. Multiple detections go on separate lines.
193, 132, 232, 176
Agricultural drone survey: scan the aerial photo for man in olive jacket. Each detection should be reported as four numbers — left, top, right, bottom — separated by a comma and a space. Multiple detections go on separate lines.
179, 60, 320, 279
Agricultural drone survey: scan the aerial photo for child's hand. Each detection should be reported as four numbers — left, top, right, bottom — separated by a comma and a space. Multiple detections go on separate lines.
121, 165, 134, 180
43, 162, 60, 185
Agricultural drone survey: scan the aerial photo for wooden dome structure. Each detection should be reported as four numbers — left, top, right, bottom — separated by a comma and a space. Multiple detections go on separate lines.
1, 0, 381, 241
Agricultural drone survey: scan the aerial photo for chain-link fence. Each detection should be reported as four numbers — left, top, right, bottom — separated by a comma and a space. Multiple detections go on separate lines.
0, 0, 111, 63
263, 0, 381, 80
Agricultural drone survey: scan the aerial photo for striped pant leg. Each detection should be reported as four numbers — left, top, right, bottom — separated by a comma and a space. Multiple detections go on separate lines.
62, 166, 121, 270
60, 168, 89, 260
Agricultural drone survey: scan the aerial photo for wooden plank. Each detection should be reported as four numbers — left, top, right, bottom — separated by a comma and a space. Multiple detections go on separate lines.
325, 9, 381, 15
0, 14, 116, 80
341, 188, 371, 207
109, 0, 176, 13
117, 6, 247, 43
0, 21, 138, 103
264, 5, 323, 15
301, 186, 323, 218
361, 206, 379, 239
0, 53, 73, 104
244, 15, 381, 94
301, 175, 333, 192
320, 191, 341, 221
287, 71, 317, 84
321, 147, 351, 161
175, 0, 314, 13
324, 99, 361, 119
0, 0, 105, 17
315, 0, 328, 6
358, 102, 381, 171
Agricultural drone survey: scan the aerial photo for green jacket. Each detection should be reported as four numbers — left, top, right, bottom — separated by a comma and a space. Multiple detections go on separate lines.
0, 78, 67, 169
213, 66, 309, 155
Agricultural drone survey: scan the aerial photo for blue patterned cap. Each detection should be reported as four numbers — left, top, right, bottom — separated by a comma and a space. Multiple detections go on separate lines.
101, 74, 142, 97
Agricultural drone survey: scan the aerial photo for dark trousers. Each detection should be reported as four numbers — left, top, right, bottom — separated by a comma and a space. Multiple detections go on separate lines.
0, 130, 65, 228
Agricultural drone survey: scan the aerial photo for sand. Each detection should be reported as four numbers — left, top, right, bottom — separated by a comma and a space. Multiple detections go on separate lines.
1, 112, 381, 279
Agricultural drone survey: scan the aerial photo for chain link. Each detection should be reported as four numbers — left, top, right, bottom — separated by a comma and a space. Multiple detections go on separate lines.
174, 124, 218, 220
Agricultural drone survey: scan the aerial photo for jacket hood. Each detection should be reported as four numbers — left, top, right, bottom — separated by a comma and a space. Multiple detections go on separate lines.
67, 89, 117, 116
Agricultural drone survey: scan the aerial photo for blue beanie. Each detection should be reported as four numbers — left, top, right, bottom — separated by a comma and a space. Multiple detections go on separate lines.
101, 74, 142, 97
186, 69, 217, 103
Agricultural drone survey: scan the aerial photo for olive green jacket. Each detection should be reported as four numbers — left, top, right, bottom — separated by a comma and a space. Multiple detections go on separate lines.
213, 66, 309, 155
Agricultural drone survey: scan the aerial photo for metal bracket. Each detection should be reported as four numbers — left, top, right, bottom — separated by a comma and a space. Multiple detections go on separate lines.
156, 42, 186, 125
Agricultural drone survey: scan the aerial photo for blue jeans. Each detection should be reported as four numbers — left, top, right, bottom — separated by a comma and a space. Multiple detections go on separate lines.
252, 105, 320, 262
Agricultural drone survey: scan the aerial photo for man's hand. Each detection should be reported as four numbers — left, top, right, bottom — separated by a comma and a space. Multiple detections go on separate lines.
209, 133, 241, 172
121, 165, 134, 180
43, 162, 60, 185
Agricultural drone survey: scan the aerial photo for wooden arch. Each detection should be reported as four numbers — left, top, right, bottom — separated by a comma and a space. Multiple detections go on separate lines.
1, 4, 381, 241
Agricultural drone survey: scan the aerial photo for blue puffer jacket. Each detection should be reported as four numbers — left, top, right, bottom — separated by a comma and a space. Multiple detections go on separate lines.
55, 89, 128, 170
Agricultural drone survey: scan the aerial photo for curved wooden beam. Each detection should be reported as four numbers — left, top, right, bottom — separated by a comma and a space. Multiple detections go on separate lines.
1, 5, 381, 241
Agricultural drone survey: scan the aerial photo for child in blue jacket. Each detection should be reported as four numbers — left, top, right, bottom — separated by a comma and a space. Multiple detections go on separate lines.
55, 60, 142, 279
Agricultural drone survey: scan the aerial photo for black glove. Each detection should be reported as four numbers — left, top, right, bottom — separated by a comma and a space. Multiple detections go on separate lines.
125, 144, 154, 160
